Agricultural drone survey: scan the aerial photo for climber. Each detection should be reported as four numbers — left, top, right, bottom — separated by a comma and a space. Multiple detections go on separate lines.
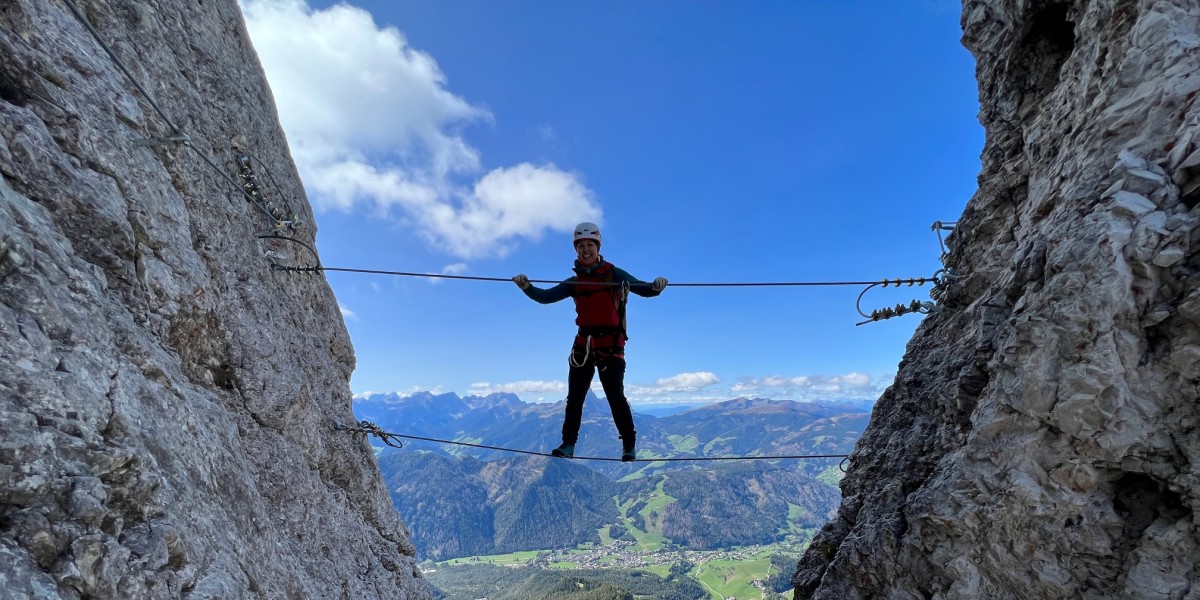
513, 222, 668, 462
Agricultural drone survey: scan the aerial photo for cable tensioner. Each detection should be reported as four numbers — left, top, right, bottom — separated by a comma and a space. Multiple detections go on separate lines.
855, 221, 959, 326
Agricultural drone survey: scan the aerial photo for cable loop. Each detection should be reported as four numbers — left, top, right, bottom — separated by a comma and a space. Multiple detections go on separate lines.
258, 234, 320, 272
333, 420, 405, 448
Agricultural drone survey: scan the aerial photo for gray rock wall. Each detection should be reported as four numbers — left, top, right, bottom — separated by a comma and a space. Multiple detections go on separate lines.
795, 0, 1200, 598
0, 1, 432, 598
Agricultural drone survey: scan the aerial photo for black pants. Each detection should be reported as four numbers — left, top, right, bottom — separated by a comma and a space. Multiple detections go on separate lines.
562, 356, 636, 448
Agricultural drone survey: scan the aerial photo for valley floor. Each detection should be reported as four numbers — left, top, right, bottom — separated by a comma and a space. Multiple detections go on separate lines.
430, 542, 802, 600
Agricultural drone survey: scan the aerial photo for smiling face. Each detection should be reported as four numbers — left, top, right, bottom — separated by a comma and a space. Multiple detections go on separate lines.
575, 239, 600, 267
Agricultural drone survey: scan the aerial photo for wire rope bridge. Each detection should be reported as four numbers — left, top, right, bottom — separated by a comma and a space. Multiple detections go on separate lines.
335, 420, 854, 469
59, 0, 962, 325
60, 0, 965, 468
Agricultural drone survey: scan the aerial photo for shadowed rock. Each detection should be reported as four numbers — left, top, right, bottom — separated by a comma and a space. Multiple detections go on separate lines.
795, 1, 1200, 598
0, 1, 433, 598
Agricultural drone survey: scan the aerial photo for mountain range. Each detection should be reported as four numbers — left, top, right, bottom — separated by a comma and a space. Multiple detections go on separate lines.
356, 393, 869, 560
355, 392, 866, 477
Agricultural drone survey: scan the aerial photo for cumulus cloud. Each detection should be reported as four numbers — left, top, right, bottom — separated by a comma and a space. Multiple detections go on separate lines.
241, 0, 600, 258
444, 164, 600, 257
469, 380, 568, 395
730, 372, 884, 401
629, 371, 721, 394
338, 303, 358, 320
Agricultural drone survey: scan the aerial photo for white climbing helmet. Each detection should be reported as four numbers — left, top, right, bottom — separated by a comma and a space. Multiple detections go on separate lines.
573, 222, 601, 247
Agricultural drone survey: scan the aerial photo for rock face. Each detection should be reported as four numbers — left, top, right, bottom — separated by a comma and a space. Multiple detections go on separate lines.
0, 1, 433, 598
794, 1, 1200, 599
792, 1, 1195, 600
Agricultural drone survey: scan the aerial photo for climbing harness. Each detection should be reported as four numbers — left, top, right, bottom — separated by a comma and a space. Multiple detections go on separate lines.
334, 420, 850, 464
569, 329, 625, 369
618, 280, 630, 336
568, 264, 630, 367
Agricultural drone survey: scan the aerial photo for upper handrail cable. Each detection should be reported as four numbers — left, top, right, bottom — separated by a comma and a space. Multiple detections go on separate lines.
275, 264, 937, 289
60, 0, 959, 321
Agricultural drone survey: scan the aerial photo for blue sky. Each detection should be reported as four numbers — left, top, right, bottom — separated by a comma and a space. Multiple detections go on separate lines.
240, 0, 981, 405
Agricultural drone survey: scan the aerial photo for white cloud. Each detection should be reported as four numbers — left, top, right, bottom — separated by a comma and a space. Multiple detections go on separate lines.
441, 163, 600, 257
729, 371, 885, 401
629, 371, 721, 394
338, 303, 358, 320
630, 395, 725, 407
427, 262, 468, 286
241, 0, 601, 258
730, 375, 808, 391
468, 380, 568, 395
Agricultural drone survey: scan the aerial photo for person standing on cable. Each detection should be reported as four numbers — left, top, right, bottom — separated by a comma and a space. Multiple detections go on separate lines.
513, 222, 668, 462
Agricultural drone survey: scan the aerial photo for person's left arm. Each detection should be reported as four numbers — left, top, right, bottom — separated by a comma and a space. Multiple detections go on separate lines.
611, 267, 667, 298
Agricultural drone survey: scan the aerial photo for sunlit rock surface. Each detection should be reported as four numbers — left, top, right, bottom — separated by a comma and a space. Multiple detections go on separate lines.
0, 1, 433, 597
795, 1, 1200, 598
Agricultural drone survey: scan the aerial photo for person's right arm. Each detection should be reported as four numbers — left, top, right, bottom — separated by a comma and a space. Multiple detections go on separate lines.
513, 274, 574, 304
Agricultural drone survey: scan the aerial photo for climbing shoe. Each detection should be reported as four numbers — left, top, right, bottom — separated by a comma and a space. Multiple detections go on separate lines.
621, 447, 636, 462
551, 443, 575, 458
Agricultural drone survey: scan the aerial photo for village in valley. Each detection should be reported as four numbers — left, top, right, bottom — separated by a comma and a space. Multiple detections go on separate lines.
426, 541, 803, 599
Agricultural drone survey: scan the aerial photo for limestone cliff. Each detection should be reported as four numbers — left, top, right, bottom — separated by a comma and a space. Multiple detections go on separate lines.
795, 1, 1200, 598
0, 1, 433, 598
